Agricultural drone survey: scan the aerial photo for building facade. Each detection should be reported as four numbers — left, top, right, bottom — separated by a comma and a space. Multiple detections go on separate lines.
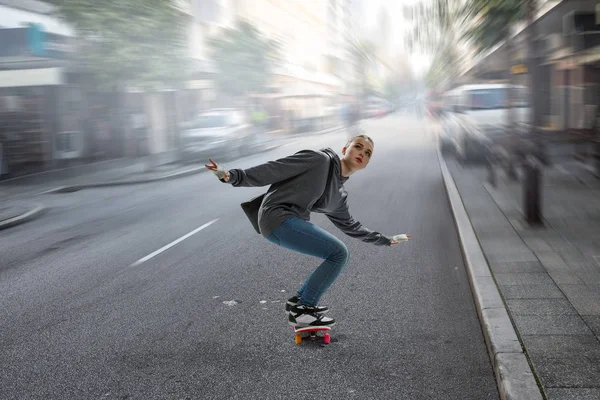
0, 0, 81, 177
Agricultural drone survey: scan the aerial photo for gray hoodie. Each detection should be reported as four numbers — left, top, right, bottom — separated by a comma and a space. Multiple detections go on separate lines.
227, 147, 392, 246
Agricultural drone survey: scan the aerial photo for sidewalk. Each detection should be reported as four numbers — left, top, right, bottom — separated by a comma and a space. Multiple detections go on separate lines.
0, 159, 202, 200
441, 153, 600, 399
0, 159, 187, 230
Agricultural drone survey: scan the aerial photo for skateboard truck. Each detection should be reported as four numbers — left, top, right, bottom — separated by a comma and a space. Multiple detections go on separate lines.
293, 326, 331, 345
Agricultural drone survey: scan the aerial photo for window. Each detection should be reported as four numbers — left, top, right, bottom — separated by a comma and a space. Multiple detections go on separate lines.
467, 89, 507, 110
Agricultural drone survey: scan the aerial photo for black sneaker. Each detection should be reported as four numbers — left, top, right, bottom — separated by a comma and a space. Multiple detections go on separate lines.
286, 296, 329, 314
288, 304, 336, 328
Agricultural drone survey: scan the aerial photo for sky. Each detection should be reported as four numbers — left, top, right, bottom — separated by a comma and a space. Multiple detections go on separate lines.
366, 0, 432, 77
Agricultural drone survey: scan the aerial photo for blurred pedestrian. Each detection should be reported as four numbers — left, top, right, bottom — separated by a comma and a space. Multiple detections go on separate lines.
251, 105, 267, 137
130, 111, 148, 157
205, 134, 412, 328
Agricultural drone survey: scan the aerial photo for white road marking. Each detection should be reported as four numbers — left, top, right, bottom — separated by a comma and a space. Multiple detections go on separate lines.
131, 218, 219, 266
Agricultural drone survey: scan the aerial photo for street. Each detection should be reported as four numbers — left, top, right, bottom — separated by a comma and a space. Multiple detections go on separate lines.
0, 115, 499, 399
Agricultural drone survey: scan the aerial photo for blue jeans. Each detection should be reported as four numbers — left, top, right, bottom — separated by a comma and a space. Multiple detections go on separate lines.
266, 217, 350, 307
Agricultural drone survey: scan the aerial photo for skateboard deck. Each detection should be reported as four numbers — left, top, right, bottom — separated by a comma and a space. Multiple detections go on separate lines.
293, 326, 331, 345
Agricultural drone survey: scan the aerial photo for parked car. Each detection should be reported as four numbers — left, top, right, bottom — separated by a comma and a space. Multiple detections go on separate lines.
180, 108, 258, 162
442, 84, 530, 163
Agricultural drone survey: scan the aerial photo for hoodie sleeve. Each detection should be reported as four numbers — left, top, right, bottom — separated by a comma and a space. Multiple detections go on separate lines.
227, 150, 323, 187
325, 198, 392, 246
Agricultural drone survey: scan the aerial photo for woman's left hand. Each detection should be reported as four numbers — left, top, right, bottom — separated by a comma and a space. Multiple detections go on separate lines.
205, 158, 229, 182
390, 234, 412, 246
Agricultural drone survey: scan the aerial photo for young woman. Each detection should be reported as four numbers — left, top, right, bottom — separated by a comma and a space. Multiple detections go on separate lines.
205, 134, 412, 327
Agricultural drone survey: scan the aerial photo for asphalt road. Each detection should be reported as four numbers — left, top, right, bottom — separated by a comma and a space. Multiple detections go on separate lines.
0, 115, 499, 399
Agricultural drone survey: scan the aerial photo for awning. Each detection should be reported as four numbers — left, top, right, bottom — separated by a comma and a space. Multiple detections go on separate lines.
0, 67, 63, 88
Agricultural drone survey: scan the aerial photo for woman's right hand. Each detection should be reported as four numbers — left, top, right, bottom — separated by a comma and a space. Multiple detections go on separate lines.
205, 158, 229, 182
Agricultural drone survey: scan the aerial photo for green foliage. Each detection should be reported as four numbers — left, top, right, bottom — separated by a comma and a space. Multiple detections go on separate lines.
462, 0, 524, 54
408, 0, 527, 87
425, 47, 460, 88
208, 20, 280, 97
405, 0, 464, 54
349, 39, 376, 65
51, 0, 188, 91
406, 0, 467, 87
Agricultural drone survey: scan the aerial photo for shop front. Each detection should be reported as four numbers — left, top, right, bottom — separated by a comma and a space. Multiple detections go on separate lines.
0, 24, 81, 178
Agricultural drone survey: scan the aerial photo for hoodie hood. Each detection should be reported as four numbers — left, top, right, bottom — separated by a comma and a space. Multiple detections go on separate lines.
321, 147, 348, 183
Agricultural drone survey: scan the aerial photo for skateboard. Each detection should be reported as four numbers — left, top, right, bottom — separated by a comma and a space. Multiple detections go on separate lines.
293, 326, 331, 345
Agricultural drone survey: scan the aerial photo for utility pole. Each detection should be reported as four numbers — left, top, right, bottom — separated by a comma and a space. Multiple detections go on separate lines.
524, 0, 543, 226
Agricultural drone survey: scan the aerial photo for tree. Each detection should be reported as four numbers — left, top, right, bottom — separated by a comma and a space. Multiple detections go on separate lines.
208, 20, 280, 99
51, 0, 188, 91
405, 0, 468, 88
410, 0, 529, 115
462, 0, 533, 180
461, 0, 523, 55
425, 46, 460, 89
461, 0, 524, 113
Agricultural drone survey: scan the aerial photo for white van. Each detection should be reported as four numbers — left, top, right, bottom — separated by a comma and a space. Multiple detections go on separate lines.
444, 83, 530, 162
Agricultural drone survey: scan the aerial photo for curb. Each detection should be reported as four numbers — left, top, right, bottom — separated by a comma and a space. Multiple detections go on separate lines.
436, 147, 543, 400
288, 125, 345, 138
0, 204, 46, 230
314, 125, 345, 136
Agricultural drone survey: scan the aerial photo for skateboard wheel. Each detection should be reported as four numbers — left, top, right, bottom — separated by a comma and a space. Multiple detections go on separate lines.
295, 333, 302, 344
323, 333, 331, 344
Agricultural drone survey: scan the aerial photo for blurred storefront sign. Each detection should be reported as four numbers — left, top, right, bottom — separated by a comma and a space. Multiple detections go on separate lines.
510, 64, 528, 74
0, 24, 74, 59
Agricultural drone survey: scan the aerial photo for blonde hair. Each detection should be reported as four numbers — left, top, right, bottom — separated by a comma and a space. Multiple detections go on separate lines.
345, 134, 374, 148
